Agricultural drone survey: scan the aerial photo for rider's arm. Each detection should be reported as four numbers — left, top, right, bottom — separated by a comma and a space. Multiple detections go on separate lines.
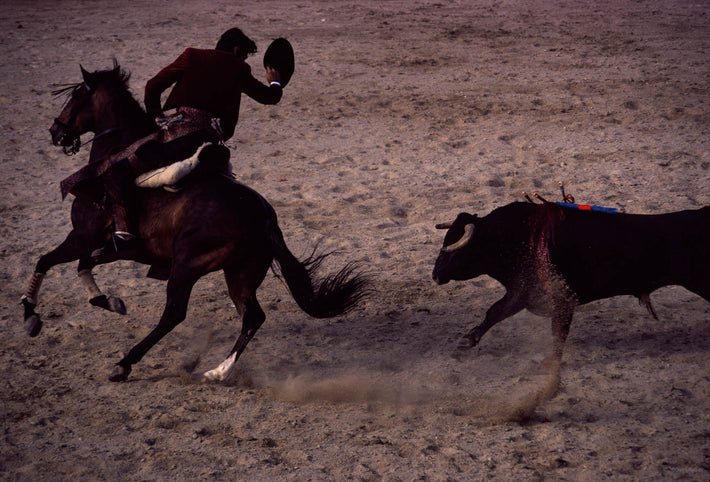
144, 49, 191, 118
241, 67, 282, 106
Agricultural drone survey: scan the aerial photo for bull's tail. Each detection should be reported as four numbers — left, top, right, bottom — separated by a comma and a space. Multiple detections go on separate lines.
268, 222, 369, 318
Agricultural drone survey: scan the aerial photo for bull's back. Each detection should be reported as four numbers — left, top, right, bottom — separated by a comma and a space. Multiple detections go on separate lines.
551, 206, 710, 303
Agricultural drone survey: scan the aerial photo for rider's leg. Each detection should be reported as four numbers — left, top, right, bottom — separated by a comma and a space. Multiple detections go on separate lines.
94, 161, 140, 258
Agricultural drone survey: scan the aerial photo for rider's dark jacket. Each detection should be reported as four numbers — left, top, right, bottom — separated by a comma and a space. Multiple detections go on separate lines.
144, 48, 282, 140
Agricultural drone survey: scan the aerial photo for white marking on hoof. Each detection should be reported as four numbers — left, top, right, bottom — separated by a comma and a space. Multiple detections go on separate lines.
202, 352, 237, 383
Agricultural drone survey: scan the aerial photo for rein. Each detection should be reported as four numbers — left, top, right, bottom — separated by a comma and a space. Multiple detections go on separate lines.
54, 123, 123, 156
82, 126, 124, 151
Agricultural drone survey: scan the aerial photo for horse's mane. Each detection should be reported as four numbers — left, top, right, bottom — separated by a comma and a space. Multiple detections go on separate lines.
51, 82, 84, 98
52, 61, 148, 121
56, 61, 158, 139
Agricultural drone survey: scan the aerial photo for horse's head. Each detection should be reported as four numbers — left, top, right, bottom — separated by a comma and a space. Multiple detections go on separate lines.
50, 63, 130, 155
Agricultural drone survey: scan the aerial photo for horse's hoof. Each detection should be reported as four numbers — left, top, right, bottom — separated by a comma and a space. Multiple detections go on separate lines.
25, 314, 43, 337
108, 296, 127, 315
108, 365, 131, 382
201, 369, 223, 383
90, 295, 109, 310
90, 295, 127, 315
456, 336, 475, 350
451, 335, 478, 360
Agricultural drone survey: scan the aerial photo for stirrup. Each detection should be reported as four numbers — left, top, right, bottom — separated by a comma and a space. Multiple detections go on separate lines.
114, 231, 135, 241
92, 232, 138, 259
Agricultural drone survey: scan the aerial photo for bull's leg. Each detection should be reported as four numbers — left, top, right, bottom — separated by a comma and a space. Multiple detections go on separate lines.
549, 307, 574, 367
202, 269, 266, 383
109, 269, 198, 382
457, 290, 525, 351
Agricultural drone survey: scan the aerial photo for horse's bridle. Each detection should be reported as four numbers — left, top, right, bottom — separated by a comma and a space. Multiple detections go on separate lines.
52, 116, 82, 155
53, 82, 122, 156
53, 82, 94, 155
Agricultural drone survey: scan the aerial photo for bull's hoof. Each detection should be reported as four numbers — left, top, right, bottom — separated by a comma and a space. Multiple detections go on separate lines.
108, 364, 131, 382
25, 314, 43, 337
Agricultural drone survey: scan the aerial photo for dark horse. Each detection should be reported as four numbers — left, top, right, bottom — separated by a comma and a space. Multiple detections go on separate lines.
23, 63, 368, 382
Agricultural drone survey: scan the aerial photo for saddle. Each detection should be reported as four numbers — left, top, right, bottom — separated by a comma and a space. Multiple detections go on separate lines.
60, 107, 223, 199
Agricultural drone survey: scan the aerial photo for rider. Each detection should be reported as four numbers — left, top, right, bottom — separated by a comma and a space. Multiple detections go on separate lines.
96, 27, 283, 258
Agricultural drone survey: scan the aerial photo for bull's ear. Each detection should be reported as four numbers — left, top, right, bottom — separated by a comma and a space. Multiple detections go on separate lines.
456, 212, 477, 223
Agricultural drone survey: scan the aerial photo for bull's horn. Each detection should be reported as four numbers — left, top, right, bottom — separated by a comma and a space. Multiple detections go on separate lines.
435, 222, 453, 229
441, 223, 475, 253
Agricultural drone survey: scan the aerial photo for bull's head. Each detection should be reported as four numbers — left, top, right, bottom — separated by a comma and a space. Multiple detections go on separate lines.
432, 212, 480, 285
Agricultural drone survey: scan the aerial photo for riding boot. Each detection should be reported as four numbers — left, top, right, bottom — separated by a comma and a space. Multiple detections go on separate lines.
93, 161, 141, 260
95, 203, 140, 260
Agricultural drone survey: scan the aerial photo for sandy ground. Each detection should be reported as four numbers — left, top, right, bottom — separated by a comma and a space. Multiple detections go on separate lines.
2, 0, 710, 479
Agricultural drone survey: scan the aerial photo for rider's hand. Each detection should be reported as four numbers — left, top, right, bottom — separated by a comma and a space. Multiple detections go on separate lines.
266, 66, 282, 86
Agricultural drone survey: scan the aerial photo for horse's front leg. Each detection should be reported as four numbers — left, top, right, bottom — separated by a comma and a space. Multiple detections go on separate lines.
77, 263, 126, 315
22, 228, 126, 337
22, 272, 45, 337
22, 228, 89, 337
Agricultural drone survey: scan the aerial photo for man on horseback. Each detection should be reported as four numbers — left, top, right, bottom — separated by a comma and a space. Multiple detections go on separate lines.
96, 27, 284, 258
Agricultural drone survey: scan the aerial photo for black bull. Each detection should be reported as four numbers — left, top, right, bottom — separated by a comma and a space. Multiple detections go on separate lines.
433, 201, 710, 364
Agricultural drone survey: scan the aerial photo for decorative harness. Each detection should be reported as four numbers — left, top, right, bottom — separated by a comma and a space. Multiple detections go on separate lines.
59, 107, 223, 199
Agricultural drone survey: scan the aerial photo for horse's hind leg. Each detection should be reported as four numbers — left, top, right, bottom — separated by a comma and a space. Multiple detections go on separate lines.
202, 270, 266, 383
109, 268, 199, 382
202, 296, 265, 383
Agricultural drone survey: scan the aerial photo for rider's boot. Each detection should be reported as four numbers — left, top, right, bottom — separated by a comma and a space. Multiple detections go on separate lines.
94, 231, 139, 259
92, 202, 140, 260
93, 166, 141, 260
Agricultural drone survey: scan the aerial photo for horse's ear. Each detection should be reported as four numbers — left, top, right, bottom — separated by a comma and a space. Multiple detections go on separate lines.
80, 64, 94, 87
111, 58, 120, 73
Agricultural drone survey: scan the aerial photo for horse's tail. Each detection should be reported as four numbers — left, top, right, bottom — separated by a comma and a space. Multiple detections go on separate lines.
268, 221, 369, 318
